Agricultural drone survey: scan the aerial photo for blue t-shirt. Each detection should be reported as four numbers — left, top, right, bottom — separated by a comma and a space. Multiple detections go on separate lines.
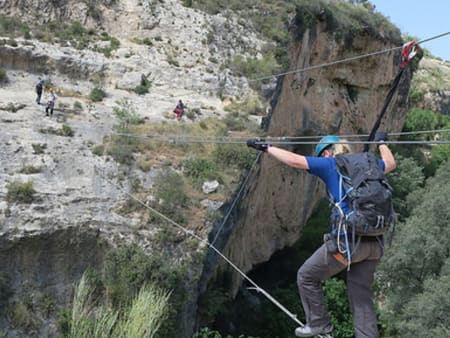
305, 156, 385, 214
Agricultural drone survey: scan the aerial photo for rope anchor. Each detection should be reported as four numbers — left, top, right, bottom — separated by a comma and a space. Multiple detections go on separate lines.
400, 40, 421, 68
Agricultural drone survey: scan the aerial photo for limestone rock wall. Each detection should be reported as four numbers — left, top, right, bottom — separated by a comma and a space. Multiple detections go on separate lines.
0, 0, 115, 28
0, 227, 108, 337
0, 0, 270, 335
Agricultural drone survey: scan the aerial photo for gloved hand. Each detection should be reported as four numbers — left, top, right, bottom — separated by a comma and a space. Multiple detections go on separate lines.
374, 131, 388, 143
246, 138, 270, 152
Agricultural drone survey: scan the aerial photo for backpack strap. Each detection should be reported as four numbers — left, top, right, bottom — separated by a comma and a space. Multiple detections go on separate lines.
328, 172, 353, 270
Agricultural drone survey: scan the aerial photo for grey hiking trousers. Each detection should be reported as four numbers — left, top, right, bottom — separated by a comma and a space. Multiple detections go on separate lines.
297, 237, 383, 338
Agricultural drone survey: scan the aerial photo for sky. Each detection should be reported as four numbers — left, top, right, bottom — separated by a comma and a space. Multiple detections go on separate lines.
370, 0, 450, 61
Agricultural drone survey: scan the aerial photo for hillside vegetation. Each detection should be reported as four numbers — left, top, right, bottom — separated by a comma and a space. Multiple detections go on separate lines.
0, 0, 450, 337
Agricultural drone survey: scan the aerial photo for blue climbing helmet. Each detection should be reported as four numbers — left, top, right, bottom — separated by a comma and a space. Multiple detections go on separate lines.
314, 135, 340, 157
39, 79, 45, 84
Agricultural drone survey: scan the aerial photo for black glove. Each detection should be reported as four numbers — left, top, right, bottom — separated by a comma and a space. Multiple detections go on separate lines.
374, 131, 388, 143
246, 138, 270, 152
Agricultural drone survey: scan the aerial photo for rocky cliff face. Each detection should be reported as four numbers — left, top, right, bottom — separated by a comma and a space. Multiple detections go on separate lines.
0, 0, 270, 336
0, 0, 119, 29
413, 58, 450, 115
217, 5, 411, 293
0, 227, 108, 337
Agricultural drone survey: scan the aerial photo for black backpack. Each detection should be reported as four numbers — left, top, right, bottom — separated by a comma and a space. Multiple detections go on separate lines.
334, 152, 394, 236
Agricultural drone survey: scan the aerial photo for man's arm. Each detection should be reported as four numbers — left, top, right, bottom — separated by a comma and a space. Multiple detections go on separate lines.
266, 146, 310, 170
373, 131, 396, 174
379, 144, 396, 174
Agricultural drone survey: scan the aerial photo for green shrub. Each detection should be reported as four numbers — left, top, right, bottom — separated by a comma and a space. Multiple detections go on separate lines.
57, 309, 71, 336
183, 158, 220, 187
133, 76, 152, 95
224, 96, 263, 116
118, 197, 142, 214
323, 279, 354, 338
213, 144, 257, 170
20, 165, 42, 174
223, 111, 249, 131
73, 101, 83, 111
186, 110, 196, 120
0, 15, 30, 38
404, 108, 439, 140
32, 143, 47, 154
60, 124, 74, 137
106, 139, 138, 165
228, 53, 280, 82
113, 98, 144, 132
152, 168, 188, 223
89, 87, 107, 102
408, 85, 424, 106
103, 245, 185, 338
424, 145, 450, 177
39, 125, 74, 137
6, 181, 36, 203
91, 144, 105, 156
3, 102, 26, 112
197, 288, 230, 326
8, 301, 37, 332
133, 84, 149, 95
0, 68, 7, 82
63, 270, 170, 338
100, 37, 121, 57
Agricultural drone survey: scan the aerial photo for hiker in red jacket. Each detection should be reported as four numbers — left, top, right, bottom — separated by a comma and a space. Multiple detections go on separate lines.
173, 100, 185, 121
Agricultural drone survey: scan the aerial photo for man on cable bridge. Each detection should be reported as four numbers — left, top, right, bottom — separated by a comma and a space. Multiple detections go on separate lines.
247, 131, 396, 338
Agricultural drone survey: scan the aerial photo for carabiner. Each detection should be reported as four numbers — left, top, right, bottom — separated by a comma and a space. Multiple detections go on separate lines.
400, 40, 421, 68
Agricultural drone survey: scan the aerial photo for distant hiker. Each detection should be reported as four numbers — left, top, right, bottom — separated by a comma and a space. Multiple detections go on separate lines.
173, 99, 185, 121
45, 88, 57, 116
247, 132, 396, 338
36, 79, 45, 104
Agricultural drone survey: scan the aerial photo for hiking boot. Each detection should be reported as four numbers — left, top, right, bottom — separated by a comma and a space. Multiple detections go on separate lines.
295, 323, 333, 337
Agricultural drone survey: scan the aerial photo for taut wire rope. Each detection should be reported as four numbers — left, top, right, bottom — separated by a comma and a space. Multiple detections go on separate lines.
153, 31, 450, 103
108, 129, 450, 145
250, 31, 450, 82
210, 152, 262, 246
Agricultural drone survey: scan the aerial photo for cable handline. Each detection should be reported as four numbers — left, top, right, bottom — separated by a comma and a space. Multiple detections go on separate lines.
78, 128, 450, 144
417, 31, 450, 45
108, 130, 450, 145
73, 124, 450, 146
249, 46, 402, 83
93, 165, 307, 328
210, 152, 262, 246
249, 31, 450, 83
